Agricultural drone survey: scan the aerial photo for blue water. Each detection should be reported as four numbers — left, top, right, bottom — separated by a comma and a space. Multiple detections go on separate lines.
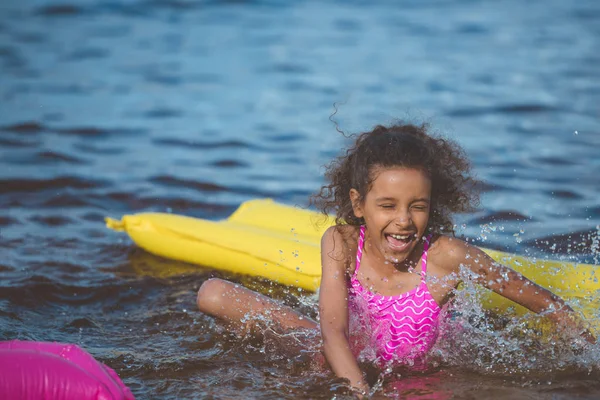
1, 0, 599, 398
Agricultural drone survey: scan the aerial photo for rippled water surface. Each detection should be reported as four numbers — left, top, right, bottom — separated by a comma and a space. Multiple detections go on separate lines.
1, 0, 600, 398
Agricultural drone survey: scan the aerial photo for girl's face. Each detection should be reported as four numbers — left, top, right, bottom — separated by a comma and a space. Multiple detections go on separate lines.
350, 167, 431, 267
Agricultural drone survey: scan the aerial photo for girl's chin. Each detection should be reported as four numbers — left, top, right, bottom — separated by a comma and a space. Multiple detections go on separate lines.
386, 257, 405, 265
382, 243, 418, 265
383, 251, 411, 265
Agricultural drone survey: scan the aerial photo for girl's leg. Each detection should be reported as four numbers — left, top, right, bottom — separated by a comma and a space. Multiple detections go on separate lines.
197, 278, 317, 332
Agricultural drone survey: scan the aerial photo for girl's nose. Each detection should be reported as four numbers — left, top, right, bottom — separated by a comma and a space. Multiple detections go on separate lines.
394, 210, 412, 227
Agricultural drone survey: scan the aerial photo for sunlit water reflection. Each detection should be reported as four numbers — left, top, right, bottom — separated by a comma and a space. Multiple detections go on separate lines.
1, 0, 600, 398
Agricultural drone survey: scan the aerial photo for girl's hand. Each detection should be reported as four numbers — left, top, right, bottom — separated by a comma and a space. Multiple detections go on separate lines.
349, 381, 370, 399
546, 306, 596, 344
580, 329, 596, 344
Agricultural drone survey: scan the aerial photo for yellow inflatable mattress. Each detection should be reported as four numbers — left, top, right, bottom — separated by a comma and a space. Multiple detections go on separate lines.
106, 198, 600, 321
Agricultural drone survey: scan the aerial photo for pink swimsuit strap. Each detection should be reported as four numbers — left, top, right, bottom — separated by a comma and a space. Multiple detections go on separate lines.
350, 226, 441, 363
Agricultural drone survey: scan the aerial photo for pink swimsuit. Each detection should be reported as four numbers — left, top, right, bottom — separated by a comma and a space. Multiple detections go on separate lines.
349, 226, 441, 364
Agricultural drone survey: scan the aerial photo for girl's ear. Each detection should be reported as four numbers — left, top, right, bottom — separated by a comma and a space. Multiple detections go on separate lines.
349, 189, 364, 218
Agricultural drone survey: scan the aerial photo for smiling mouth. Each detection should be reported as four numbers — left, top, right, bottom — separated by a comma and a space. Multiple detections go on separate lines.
385, 233, 416, 251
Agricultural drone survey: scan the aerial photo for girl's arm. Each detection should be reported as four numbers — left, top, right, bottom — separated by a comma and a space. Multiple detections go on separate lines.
441, 237, 594, 342
319, 226, 369, 394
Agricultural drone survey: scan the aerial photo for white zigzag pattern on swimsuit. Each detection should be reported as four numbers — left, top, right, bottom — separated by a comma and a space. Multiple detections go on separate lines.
388, 332, 433, 345
386, 335, 428, 350
391, 296, 435, 308
372, 287, 427, 303
389, 329, 431, 342
354, 286, 428, 306
388, 316, 436, 329
376, 304, 438, 318
372, 296, 435, 312
389, 330, 434, 344
389, 313, 433, 323
390, 321, 433, 338
389, 300, 437, 314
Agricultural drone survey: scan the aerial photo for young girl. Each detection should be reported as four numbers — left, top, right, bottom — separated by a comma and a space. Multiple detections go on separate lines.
196, 122, 592, 395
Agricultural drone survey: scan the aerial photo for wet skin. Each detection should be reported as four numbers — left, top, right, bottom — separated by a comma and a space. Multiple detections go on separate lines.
350, 166, 431, 270
348, 167, 456, 302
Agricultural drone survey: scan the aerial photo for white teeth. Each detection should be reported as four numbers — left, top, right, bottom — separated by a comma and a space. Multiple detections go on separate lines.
390, 234, 410, 240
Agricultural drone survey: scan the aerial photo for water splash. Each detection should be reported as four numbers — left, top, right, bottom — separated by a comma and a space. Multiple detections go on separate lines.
431, 267, 600, 379
478, 223, 498, 243
592, 225, 600, 265
513, 228, 525, 244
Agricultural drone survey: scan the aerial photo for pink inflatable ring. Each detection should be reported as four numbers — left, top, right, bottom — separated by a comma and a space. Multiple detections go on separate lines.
0, 340, 135, 400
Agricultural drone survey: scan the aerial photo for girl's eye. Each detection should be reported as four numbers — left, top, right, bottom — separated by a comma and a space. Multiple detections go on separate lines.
412, 205, 428, 211
380, 204, 395, 209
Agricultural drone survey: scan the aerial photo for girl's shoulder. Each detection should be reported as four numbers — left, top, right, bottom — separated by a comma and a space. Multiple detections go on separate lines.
427, 234, 473, 273
321, 224, 360, 274
321, 224, 359, 243
429, 234, 465, 249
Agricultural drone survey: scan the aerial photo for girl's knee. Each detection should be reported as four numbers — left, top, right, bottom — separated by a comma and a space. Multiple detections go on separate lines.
197, 278, 232, 315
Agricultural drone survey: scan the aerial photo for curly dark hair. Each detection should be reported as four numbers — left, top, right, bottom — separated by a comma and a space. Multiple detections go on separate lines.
311, 122, 479, 235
